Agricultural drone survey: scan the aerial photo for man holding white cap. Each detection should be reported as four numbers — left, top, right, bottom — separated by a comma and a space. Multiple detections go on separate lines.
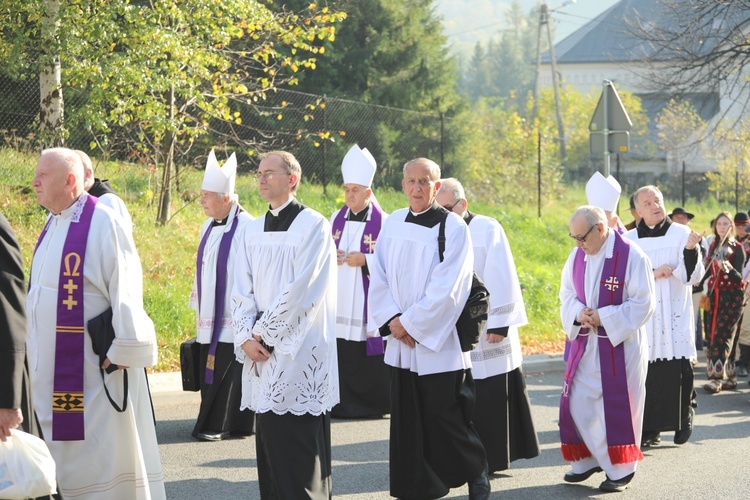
586, 171, 626, 233
190, 150, 255, 441
330, 145, 390, 419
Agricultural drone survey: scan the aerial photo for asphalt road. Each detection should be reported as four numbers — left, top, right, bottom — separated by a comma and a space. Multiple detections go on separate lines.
153, 353, 750, 499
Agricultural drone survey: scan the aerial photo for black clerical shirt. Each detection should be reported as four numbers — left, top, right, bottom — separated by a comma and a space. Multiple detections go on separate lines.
87, 178, 115, 198
264, 199, 305, 232
404, 202, 448, 228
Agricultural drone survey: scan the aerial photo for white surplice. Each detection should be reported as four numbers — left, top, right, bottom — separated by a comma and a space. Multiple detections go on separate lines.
367, 208, 474, 376
232, 206, 339, 415
624, 223, 704, 361
189, 205, 253, 344
97, 192, 134, 235
329, 205, 388, 341
559, 229, 655, 479
468, 214, 528, 379
26, 193, 164, 499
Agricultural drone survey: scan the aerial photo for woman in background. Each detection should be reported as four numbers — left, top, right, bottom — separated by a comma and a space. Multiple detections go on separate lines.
702, 212, 746, 393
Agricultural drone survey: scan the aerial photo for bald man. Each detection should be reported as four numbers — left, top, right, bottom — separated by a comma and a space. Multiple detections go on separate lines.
28, 147, 164, 499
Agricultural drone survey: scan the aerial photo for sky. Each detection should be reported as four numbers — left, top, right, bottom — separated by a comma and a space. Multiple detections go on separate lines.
437, 0, 620, 56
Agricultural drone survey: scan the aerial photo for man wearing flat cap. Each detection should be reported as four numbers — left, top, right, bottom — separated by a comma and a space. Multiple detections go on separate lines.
330, 145, 390, 419
668, 207, 704, 352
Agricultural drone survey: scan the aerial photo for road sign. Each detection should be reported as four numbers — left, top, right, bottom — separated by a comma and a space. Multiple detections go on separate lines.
590, 130, 630, 155
589, 81, 633, 132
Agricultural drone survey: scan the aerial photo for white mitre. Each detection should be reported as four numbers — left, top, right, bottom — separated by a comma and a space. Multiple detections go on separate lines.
342, 145, 376, 188
586, 171, 621, 213
202, 149, 237, 194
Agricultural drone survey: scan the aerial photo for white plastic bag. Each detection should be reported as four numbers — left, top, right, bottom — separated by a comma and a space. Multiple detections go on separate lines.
0, 429, 57, 499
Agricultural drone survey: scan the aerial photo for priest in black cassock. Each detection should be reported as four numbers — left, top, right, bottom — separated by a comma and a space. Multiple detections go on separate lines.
330, 144, 390, 419
232, 151, 338, 499
368, 158, 490, 500
0, 212, 38, 439
624, 185, 704, 447
0, 212, 58, 499
436, 178, 540, 474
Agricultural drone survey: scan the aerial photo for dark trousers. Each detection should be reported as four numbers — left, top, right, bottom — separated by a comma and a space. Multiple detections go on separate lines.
643, 358, 695, 433
390, 367, 486, 500
256, 411, 332, 499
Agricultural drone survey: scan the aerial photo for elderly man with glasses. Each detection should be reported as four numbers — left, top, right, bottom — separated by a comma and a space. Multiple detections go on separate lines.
436, 178, 540, 476
559, 205, 655, 493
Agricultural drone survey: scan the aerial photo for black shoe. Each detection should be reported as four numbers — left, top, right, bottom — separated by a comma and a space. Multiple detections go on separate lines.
674, 407, 694, 445
467, 469, 491, 500
641, 431, 661, 447
197, 431, 230, 441
563, 466, 603, 483
599, 472, 635, 492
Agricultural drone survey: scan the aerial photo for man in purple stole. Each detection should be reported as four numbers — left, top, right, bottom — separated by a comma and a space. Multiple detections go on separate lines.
190, 150, 254, 441
329, 144, 390, 419
559, 206, 655, 493
27, 148, 165, 499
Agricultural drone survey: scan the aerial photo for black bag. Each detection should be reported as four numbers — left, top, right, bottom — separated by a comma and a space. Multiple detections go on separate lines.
438, 214, 490, 352
87, 307, 128, 412
180, 338, 201, 392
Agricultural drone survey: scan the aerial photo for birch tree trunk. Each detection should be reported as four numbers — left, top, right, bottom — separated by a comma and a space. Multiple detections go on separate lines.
39, 0, 64, 147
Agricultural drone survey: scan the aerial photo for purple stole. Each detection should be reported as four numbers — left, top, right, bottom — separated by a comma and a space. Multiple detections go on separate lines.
559, 230, 643, 465
196, 205, 241, 384
31, 195, 98, 441
331, 201, 383, 321
562, 224, 626, 362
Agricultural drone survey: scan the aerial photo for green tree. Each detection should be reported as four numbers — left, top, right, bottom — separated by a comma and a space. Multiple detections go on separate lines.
0, 0, 344, 223
655, 99, 705, 172
458, 0, 540, 107
279, 0, 459, 112
706, 125, 750, 207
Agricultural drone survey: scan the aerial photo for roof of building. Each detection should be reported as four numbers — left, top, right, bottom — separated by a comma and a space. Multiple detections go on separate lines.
544, 0, 748, 65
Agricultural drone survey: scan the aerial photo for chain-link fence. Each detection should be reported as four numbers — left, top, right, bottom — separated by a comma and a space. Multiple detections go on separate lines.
0, 78, 452, 193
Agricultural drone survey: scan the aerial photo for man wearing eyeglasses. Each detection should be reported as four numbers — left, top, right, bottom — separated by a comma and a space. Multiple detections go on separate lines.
232, 151, 339, 499
624, 186, 704, 449
559, 205, 655, 493
368, 158, 491, 499
435, 178, 540, 476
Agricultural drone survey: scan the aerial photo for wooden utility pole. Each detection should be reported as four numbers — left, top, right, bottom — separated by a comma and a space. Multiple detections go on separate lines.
532, 2, 568, 168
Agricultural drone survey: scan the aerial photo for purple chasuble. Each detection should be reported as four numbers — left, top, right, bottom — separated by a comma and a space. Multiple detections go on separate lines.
196, 205, 241, 384
32, 195, 98, 441
559, 230, 643, 465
